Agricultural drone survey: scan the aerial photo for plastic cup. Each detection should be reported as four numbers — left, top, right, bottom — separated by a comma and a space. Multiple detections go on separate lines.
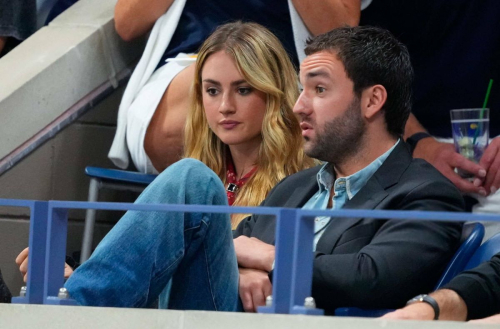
450, 108, 490, 178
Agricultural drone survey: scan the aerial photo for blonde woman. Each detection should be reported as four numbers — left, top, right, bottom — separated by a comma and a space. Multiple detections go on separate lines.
16, 21, 312, 284
45, 22, 315, 310
185, 21, 314, 227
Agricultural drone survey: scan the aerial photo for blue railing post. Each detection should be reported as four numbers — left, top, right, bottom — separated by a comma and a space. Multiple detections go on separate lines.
289, 213, 323, 315
44, 206, 77, 305
258, 208, 298, 314
11, 201, 49, 304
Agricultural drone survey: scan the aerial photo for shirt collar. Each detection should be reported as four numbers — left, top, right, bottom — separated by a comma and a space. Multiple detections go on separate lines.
315, 139, 400, 200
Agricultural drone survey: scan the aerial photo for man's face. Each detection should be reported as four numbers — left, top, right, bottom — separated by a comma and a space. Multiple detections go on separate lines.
293, 51, 365, 164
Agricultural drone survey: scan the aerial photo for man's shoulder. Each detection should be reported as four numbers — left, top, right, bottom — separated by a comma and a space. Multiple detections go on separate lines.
399, 157, 463, 200
404, 158, 454, 184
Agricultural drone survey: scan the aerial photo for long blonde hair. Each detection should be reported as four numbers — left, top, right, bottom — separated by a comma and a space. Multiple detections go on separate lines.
184, 21, 315, 227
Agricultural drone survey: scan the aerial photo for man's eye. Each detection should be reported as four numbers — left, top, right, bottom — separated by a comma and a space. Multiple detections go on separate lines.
206, 88, 219, 96
316, 86, 325, 94
238, 87, 252, 95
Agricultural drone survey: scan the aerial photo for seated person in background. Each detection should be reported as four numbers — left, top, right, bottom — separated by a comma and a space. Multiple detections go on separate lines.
383, 253, 500, 323
109, 0, 365, 173
361, 0, 500, 211
16, 21, 315, 280
64, 25, 464, 314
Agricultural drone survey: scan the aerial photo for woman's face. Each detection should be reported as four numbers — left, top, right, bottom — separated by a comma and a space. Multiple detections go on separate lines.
201, 51, 267, 150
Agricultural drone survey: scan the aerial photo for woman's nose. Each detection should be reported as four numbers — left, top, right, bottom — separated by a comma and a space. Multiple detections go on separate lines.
219, 92, 236, 114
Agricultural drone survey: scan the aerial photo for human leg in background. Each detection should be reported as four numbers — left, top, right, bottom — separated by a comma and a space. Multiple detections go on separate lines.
144, 64, 195, 172
65, 158, 240, 311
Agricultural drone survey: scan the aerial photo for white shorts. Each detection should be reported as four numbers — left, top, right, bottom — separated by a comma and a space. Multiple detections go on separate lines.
126, 56, 191, 174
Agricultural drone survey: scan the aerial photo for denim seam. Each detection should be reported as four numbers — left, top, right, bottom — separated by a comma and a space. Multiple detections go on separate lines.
201, 218, 218, 310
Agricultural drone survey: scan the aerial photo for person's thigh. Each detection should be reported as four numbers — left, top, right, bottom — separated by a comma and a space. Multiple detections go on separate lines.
144, 64, 195, 172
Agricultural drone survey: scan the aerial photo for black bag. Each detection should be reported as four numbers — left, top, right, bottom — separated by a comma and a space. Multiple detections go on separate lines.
0, 268, 12, 303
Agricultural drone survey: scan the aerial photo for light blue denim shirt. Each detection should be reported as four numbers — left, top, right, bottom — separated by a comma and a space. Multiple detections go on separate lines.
304, 140, 400, 250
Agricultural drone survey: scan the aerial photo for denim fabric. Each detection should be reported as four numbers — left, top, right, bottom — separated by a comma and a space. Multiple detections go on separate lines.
65, 159, 240, 311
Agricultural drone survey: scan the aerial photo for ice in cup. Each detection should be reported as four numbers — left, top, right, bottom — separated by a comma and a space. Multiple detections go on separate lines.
450, 108, 489, 178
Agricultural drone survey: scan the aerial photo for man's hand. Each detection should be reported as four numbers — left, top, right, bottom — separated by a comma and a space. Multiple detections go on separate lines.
238, 268, 272, 312
479, 137, 500, 195
413, 138, 487, 195
16, 247, 73, 282
469, 314, 500, 324
233, 236, 275, 272
382, 302, 435, 321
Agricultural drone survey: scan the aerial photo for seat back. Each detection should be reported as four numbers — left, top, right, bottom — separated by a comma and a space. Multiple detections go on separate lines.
465, 232, 500, 270
433, 222, 485, 289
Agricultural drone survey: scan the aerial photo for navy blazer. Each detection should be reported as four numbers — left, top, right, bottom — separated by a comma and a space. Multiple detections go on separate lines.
234, 142, 465, 313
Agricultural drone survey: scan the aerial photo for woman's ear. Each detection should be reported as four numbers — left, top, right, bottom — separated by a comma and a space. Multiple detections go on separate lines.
361, 84, 387, 119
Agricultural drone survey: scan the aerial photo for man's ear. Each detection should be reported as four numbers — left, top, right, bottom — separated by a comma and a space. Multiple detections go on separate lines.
361, 85, 387, 119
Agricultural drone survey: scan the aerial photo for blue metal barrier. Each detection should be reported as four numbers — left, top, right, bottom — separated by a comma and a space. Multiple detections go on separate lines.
1, 198, 500, 315
0, 199, 49, 305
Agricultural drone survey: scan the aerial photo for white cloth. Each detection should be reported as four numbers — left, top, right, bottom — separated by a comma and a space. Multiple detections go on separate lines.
108, 0, 373, 171
108, 0, 187, 170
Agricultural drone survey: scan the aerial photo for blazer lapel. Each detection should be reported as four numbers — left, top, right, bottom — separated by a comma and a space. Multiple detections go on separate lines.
316, 142, 413, 254
283, 171, 319, 208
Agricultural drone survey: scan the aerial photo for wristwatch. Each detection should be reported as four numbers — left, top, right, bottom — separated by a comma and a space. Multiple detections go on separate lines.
406, 132, 432, 155
406, 294, 440, 320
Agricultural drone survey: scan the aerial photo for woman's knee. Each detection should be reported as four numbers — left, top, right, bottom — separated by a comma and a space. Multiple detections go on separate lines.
142, 158, 226, 205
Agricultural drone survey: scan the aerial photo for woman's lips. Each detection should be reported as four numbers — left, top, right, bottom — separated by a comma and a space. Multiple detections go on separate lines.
220, 120, 241, 129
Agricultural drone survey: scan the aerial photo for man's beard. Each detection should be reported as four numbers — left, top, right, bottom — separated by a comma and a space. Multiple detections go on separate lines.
304, 97, 366, 164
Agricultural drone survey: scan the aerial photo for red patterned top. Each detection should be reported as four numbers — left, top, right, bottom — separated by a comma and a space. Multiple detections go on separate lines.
225, 159, 257, 206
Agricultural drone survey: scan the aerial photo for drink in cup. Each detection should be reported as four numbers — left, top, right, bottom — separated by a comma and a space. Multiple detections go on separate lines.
450, 108, 489, 178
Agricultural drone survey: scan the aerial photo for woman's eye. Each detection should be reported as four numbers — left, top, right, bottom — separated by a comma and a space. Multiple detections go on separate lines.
238, 87, 252, 95
206, 88, 219, 96
316, 86, 325, 94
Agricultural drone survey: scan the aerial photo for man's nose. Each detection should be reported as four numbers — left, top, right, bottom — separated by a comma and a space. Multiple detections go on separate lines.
293, 91, 311, 117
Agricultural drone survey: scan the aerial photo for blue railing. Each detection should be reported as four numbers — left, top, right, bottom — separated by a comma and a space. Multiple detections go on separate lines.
1, 198, 499, 314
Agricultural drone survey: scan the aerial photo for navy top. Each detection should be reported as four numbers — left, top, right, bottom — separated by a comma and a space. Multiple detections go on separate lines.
361, 0, 500, 137
157, 0, 297, 70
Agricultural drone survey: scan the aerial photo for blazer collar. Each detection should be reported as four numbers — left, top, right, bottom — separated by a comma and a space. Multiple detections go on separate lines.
316, 142, 413, 253
284, 167, 321, 208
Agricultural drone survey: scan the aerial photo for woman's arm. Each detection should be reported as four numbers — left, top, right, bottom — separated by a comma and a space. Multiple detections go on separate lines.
291, 0, 361, 36
114, 0, 175, 41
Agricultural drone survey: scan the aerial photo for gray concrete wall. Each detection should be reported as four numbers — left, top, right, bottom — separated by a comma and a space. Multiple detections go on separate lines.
0, 85, 139, 296
0, 305, 490, 329
0, 0, 145, 160
0, 0, 148, 297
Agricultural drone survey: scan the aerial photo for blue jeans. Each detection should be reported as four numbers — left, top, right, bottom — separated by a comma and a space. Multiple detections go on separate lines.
65, 159, 240, 311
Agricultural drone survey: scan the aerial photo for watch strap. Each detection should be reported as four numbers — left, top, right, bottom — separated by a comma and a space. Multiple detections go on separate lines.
406, 132, 432, 154
407, 294, 440, 320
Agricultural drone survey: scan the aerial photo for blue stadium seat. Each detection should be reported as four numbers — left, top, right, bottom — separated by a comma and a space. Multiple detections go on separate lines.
80, 166, 158, 262
465, 231, 500, 270
433, 222, 485, 289
334, 222, 485, 317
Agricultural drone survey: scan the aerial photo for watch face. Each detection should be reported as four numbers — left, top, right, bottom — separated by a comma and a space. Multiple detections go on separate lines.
408, 294, 427, 304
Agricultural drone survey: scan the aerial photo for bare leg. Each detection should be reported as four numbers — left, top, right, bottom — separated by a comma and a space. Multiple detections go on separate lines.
144, 64, 196, 172
0, 37, 7, 55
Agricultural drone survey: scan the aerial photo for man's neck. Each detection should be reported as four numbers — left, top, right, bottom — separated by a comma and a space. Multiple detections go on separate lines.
334, 135, 398, 178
